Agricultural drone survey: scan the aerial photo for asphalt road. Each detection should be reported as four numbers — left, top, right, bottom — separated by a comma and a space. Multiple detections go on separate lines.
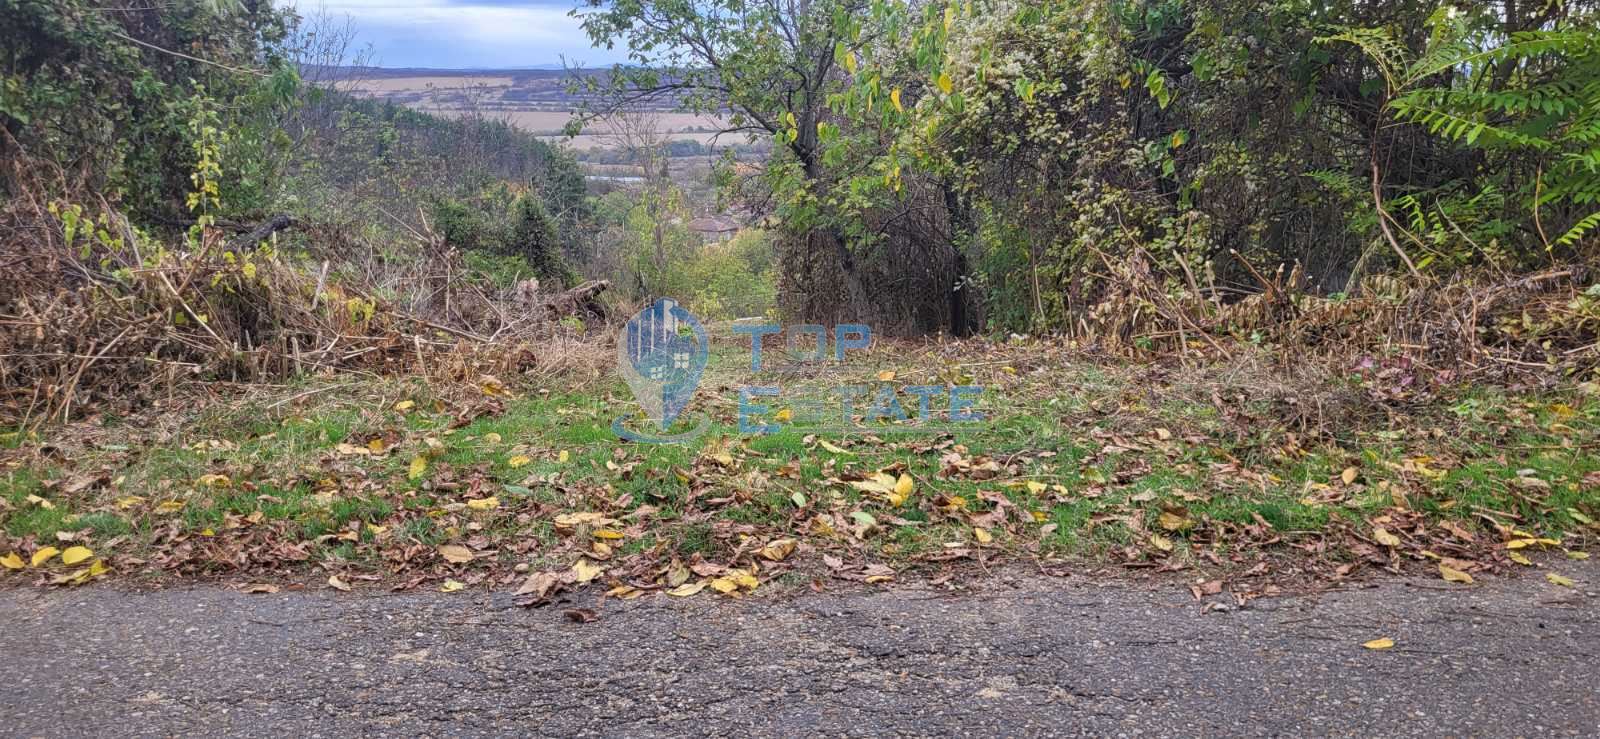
2, 562, 1597, 737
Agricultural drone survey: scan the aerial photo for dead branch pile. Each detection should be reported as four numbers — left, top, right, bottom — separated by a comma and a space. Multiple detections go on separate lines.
1079, 250, 1599, 378
0, 185, 609, 426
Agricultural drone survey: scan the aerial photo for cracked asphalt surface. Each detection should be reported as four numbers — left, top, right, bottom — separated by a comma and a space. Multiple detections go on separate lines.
2, 562, 1597, 737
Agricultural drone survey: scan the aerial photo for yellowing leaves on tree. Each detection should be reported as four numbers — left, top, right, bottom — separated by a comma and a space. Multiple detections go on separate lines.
937, 71, 954, 95
891, 88, 904, 113
1363, 637, 1395, 650
466, 496, 500, 511
60, 546, 93, 566
407, 455, 428, 480
30, 547, 59, 567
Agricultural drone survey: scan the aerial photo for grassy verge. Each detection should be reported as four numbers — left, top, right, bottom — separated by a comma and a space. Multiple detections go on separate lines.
2, 338, 1596, 598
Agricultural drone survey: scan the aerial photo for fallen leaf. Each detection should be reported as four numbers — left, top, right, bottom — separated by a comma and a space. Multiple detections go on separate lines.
572, 558, 604, 583
327, 575, 351, 591
394, 400, 415, 411
407, 456, 428, 480
1509, 551, 1533, 566
60, 546, 93, 566
818, 440, 853, 455
30, 547, 59, 567
508, 455, 532, 468
1547, 573, 1575, 588
558, 450, 570, 463
1149, 534, 1174, 552
466, 496, 500, 511
482, 432, 502, 444
876, 370, 896, 381
974, 527, 994, 544
438, 544, 475, 564
1373, 527, 1401, 547
1341, 467, 1359, 485
0, 553, 22, 570
1363, 637, 1395, 650
563, 608, 599, 623
758, 538, 797, 561
1438, 564, 1474, 584
241, 583, 279, 594
440, 579, 466, 592
666, 581, 706, 597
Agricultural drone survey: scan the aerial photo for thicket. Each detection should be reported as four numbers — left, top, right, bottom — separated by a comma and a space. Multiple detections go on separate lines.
579, 0, 1600, 348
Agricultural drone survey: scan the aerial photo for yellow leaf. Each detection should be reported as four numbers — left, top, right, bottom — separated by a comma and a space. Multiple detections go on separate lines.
572, 558, 604, 583
115, 496, 146, 510
327, 575, 351, 592
1547, 573, 1575, 587
155, 500, 185, 514
1149, 534, 1174, 552
593, 528, 626, 540
730, 569, 759, 590
1341, 467, 1359, 485
196, 473, 231, 488
1026, 481, 1047, 495
466, 496, 500, 511
775, 408, 793, 422
482, 432, 502, 444
974, 527, 994, 544
758, 538, 797, 561
891, 88, 904, 113
1363, 637, 1395, 650
709, 577, 739, 594
508, 455, 532, 468
86, 559, 109, 578
1373, 527, 1401, 547
1567, 551, 1589, 560
666, 581, 706, 597
30, 547, 59, 567
437, 544, 475, 564
0, 553, 23, 570
818, 440, 853, 455
394, 400, 415, 411
407, 456, 428, 480
440, 579, 466, 593
1158, 509, 1194, 532
60, 546, 93, 566
876, 370, 896, 381
1509, 551, 1533, 566
558, 450, 570, 463
937, 72, 954, 95
26, 494, 54, 510
1438, 564, 1474, 584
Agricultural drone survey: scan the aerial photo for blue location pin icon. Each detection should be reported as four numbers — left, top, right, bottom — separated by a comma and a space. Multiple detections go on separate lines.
617, 298, 708, 430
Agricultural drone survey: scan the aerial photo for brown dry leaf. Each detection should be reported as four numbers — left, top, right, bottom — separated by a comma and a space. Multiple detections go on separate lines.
327, 575, 352, 592
563, 608, 599, 623
438, 544, 475, 564
515, 571, 563, 598
241, 583, 280, 594
1341, 467, 1359, 485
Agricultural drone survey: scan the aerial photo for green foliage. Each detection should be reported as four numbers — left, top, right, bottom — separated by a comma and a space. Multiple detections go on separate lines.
430, 187, 576, 289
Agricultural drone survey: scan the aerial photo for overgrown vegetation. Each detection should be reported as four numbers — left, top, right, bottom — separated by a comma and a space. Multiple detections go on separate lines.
2, 0, 1598, 597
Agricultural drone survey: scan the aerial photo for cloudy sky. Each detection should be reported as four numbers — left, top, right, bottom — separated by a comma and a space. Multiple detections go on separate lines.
285, 0, 630, 69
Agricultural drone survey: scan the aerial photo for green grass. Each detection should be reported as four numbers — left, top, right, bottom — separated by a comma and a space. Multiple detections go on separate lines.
2, 342, 1597, 585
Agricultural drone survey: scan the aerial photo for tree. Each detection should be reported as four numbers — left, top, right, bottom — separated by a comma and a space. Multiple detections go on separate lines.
575, 0, 879, 321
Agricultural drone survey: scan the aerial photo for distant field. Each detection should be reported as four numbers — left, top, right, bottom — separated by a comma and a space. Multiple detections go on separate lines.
346, 72, 729, 148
